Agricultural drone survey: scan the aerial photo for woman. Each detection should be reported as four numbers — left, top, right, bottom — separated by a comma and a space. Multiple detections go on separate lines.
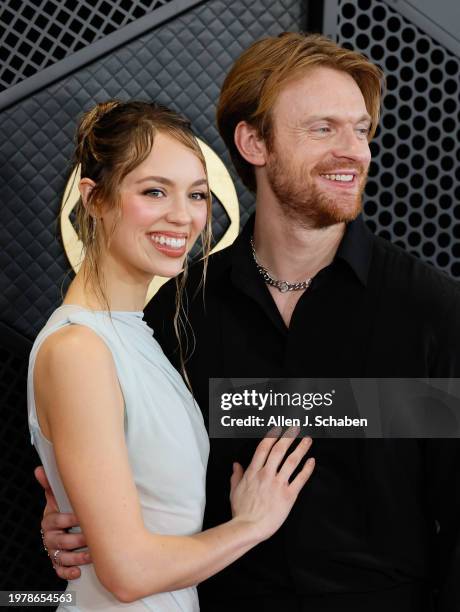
28, 100, 315, 610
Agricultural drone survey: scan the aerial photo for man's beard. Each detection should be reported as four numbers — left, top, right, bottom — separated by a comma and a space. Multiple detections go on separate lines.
266, 150, 368, 230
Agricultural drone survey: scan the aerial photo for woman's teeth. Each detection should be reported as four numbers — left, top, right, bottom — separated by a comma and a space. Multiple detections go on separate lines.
150, 235, 186, 248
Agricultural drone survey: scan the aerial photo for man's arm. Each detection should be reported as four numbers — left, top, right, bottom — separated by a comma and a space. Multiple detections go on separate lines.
423, 439, 460, 611
35, 467, 91, 579
427, 284, 460, 611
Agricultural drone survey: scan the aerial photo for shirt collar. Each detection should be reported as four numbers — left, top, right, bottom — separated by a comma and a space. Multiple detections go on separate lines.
335, 214, 373, 286
231, 211, 373, 288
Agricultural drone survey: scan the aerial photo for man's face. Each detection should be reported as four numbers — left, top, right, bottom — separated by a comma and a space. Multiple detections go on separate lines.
265, 66, 372, 229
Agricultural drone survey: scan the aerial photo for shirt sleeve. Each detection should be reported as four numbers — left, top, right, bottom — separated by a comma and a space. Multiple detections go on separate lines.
427, 285, 460, 611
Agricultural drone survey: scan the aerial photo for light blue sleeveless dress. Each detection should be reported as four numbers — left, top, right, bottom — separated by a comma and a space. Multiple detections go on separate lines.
27, 305, 209, 611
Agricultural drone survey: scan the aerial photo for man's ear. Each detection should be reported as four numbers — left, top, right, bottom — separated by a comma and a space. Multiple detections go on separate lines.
79, 178, 97, 214
234, 121, 267, 168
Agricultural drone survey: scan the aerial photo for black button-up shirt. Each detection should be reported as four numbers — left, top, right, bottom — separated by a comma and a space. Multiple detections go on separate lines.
145, 214, 460, 612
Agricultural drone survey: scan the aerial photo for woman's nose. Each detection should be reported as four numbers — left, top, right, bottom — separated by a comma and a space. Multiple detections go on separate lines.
165, 197, 193, 225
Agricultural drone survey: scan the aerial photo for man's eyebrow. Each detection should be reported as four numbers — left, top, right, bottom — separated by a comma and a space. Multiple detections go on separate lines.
136, 176, 208, 187
301, 114, 372, 124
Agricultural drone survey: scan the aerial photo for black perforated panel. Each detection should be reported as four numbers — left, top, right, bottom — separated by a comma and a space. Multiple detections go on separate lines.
0, 0, 172, 91
335, 0, 460, 277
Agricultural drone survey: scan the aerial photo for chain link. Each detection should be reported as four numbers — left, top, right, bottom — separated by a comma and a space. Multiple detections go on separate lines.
250, 237, 312, 293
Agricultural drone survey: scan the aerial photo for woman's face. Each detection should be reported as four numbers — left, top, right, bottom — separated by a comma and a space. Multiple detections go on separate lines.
99, 131, 209, 281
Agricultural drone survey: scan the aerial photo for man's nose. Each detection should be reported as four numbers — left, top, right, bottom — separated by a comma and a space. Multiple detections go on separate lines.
331, 126, 371, 165
165, 196, 193, 225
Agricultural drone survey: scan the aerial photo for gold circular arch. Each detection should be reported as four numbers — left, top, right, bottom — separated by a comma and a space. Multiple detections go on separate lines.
60, 138, 239, 305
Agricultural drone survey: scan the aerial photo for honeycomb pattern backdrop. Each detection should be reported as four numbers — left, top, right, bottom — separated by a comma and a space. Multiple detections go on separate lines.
0, 0, 171, 90
336, 0, 460, 278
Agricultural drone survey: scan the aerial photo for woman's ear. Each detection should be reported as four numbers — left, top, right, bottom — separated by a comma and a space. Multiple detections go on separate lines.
234, 121, 267, 168
79, 178, 96, 213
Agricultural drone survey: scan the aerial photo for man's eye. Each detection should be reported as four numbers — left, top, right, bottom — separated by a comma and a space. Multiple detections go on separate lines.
357, 127, 371, 136
314, 126, 331, 134
190, 191, 208, 201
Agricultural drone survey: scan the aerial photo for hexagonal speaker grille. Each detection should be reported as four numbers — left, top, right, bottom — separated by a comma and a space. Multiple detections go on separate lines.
335, 0, 460, 278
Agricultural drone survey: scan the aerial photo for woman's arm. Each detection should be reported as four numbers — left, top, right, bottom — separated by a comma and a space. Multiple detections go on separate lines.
34, 325, 314, 603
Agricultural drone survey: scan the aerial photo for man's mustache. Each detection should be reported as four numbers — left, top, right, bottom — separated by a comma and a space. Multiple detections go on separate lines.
313, 162, 368, 177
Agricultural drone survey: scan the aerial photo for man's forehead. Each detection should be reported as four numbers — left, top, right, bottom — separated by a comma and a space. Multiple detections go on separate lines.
273, 66, 368, 120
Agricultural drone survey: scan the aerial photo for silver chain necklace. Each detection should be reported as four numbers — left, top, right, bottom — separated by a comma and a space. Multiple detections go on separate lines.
250, 237, 312, 293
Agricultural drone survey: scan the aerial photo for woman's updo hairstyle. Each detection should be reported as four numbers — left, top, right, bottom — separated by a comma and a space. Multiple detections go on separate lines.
71, 100, 212, 379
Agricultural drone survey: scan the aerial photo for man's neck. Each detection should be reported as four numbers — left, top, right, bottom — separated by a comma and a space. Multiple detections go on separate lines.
252, 197, 345, 283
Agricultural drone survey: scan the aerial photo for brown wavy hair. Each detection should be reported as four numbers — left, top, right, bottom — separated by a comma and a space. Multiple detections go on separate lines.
217, 32, 384, 192
70, 100, 212, 380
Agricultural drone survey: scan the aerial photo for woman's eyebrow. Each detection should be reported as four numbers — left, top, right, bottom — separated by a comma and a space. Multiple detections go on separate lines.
136, 176, 207, 186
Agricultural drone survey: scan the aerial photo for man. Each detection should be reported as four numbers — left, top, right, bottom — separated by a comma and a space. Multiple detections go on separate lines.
37, 33, 460, 611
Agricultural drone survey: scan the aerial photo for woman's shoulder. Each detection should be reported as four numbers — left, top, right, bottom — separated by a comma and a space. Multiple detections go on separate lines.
33, 320, 122, 419
35, 322, 113, 374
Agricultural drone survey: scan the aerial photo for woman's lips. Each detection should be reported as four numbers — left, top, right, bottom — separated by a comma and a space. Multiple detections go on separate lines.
147, 232, 188, 258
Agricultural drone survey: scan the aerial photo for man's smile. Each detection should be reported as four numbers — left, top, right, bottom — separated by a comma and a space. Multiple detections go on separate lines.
320, 173, 355, 182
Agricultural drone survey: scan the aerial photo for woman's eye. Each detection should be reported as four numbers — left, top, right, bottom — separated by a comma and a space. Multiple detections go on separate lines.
190, 191, 208, 201
144, 189, 165, 198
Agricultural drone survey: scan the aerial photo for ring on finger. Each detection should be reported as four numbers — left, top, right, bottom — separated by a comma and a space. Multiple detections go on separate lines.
53, 549, 62, 567
40, 528, 48, 553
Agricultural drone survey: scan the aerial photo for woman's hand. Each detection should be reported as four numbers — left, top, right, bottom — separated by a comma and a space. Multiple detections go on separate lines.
229, 429, 314, 542
34, 466, 92, 580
